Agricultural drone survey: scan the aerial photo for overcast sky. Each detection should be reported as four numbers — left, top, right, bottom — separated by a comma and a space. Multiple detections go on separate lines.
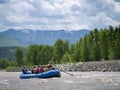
0, 0, 120, 31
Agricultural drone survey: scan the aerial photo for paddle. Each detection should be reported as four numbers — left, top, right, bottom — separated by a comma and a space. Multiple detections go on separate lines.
48, 63, 74, 76
55, 67, 74, 76
59, 69, 74, 76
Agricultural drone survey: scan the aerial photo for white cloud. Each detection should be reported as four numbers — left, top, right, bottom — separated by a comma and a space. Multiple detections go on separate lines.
0, 0, 120, 31
88, 12, 119, 29
115, 3, 120, 12
11, 1, 35, 12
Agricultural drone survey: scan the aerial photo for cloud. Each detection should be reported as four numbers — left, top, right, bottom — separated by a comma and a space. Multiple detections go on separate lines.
0, 0, 120, 31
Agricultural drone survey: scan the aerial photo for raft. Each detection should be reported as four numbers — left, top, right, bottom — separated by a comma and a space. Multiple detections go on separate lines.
20, 69, 61, 79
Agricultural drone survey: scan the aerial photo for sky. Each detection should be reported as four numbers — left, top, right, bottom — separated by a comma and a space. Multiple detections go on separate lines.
0, 0, 120, 31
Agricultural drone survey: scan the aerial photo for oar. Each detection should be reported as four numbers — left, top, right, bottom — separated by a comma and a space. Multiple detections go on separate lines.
59, 69, 74, 76
50, 63, 74, 76
55, 67, 74, 76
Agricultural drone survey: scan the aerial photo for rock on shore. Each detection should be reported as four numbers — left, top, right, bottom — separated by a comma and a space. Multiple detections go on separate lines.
54, 60, 120, 72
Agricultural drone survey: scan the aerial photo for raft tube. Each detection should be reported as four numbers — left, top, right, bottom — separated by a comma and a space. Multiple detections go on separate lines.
20, 70, 61, 79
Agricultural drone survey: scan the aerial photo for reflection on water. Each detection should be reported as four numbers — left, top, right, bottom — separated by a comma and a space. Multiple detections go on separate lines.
0, 72, 120, 90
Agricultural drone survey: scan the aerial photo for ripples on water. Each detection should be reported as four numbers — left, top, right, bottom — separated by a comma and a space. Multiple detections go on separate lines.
0, 72, 120, 90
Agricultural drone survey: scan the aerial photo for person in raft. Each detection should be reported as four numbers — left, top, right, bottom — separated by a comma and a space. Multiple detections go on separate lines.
44, 65, 49, 71
22, 66, 28, 74
37, 65, 44, 73
44, 63, 55, 71
31, 66, 38, 74
47, 63, 55, 70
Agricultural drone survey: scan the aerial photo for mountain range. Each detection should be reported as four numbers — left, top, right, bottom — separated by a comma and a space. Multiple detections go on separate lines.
0, 29, 90, 46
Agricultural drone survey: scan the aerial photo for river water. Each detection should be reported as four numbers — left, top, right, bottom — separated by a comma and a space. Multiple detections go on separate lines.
0, 71, 120, 90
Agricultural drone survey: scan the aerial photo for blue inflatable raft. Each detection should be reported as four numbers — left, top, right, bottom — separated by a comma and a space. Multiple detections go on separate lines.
20, 70, 61, 79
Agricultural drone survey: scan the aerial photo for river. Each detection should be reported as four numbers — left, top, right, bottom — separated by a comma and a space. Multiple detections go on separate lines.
0, 71, 120, 90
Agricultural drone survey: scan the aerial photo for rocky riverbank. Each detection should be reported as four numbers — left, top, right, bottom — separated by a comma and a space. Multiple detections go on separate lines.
54, 60, 120, 72
7, 60, 120, 72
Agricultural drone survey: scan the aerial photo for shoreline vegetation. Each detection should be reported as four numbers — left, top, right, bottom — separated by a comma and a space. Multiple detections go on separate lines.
5, 60, 120, 72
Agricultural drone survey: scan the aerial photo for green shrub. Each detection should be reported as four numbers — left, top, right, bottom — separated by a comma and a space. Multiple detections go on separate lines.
6, 66, 17, 72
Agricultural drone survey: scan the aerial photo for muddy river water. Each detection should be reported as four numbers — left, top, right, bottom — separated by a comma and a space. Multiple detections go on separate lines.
0, 71, 120, 90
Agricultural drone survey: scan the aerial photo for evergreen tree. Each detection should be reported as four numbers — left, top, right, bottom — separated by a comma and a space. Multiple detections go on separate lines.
15, 48, 23, 66
72, 40, 82, 62
108, 25, 115, 59
111, 26, 120, 59
89, 31, 95, 60
82, 35, 90, 61
26, 45, 39, 65
93, 29, 101, 61
37, 45, 53, 65
99, 29, 109, 60
0, 59, 10, 69
53, 39, 68, 64
69, 44, 76, 62
69, 44, 75, 55
61, 52, 72, 64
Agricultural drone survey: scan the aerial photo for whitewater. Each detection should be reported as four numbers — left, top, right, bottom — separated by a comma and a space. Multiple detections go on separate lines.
0, 71, 120, 90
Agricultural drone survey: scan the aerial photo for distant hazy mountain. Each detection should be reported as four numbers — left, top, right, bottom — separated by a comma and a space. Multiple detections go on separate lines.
0, 35, 24, 46
0, 29, 90, 46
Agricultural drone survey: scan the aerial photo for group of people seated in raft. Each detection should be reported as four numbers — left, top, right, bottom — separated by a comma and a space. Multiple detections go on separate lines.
22, 63, 55, 74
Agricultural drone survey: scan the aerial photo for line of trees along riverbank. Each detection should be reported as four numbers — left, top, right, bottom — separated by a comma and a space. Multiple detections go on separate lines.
0, 25, 120, 69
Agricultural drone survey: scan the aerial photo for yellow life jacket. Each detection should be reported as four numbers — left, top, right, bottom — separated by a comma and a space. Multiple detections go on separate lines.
45, 67, 49, 71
